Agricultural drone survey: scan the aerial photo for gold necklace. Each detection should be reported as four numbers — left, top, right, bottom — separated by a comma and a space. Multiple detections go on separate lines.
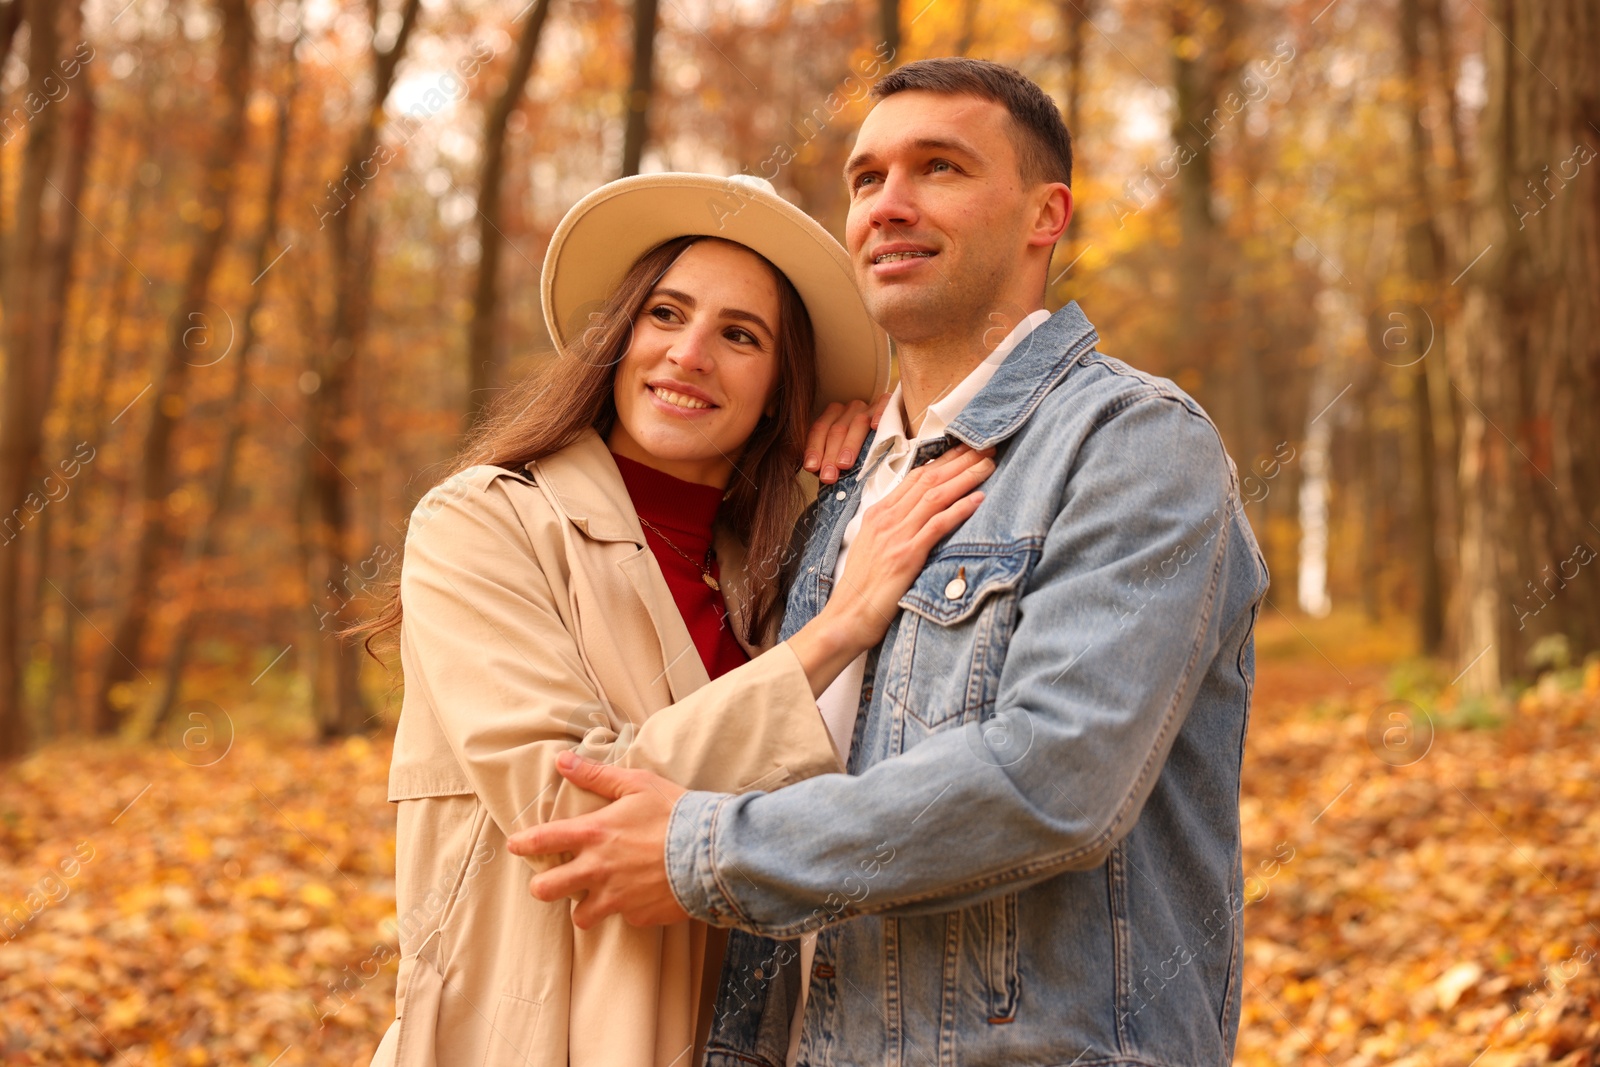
637, 516, 720, 591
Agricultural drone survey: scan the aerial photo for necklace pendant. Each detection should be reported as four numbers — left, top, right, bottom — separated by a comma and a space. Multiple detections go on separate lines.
702, 572, 721, 592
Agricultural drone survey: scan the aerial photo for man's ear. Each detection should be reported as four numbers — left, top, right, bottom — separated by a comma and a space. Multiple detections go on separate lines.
1027, 184, 1073, 248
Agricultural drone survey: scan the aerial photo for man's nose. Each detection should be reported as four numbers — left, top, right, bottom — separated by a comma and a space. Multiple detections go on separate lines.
869, 169, 919, 230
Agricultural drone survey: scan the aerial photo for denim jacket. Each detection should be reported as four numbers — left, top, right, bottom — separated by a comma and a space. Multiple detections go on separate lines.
665, 302, 1271, 1067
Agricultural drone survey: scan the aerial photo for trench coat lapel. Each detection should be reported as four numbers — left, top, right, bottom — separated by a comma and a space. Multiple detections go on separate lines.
527, 429, 711, 704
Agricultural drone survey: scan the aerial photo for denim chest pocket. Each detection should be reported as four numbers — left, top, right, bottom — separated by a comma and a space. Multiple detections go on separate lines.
886, 542, 1036, 730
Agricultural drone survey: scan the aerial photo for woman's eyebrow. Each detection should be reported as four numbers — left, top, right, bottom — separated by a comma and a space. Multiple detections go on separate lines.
650, 286, 696, 306
720, 308, 774, 339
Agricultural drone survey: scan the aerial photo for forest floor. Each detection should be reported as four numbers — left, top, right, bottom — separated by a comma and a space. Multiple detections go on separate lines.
2, 611, 1598, 1066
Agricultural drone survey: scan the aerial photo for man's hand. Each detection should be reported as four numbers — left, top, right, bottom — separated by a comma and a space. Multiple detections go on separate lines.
505, 751, 692, 929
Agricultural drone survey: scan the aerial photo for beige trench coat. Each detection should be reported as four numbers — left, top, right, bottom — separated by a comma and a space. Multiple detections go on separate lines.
370, 429, 842, 1067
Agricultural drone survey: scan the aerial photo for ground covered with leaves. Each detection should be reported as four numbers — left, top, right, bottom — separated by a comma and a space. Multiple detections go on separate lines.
2, 614, 1597, 1065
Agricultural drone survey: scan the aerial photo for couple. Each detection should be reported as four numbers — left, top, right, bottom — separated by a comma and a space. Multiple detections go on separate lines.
368, 57, 1268, 1067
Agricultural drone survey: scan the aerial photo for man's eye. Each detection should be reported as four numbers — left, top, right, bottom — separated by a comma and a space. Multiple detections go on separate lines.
853, 174, 879, 191
931, 159, 954, 173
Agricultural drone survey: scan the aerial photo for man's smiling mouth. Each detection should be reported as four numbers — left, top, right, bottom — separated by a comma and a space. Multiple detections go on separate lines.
873, 251, 935, 264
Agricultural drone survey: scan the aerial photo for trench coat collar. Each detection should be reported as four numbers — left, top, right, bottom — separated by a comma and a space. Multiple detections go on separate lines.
523, 428, 653, 546
525, 428, 761, 684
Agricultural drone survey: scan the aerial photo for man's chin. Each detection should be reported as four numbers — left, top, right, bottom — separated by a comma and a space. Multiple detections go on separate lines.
863, 289, 952, 344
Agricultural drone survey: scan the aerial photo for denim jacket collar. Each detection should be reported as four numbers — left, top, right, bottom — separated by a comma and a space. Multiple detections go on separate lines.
945, 301, 1099, 450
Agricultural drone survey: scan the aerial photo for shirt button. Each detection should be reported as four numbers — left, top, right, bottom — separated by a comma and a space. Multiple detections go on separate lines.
835, 490, 847, 501
944, 576, 968, 599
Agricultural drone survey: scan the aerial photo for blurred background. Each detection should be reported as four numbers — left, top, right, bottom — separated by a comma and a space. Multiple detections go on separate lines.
0, 0, 1596, 1063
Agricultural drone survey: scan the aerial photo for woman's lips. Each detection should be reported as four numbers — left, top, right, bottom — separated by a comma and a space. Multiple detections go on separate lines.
647, 383, 717, 414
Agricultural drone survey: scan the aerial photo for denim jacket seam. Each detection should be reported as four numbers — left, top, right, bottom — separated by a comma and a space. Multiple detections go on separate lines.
952, 329, 1100, 447
667, 792, 721, 921
705, 794, 759, 928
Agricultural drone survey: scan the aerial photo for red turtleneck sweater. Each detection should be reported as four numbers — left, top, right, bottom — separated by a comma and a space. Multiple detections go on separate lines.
612, 452, 750, 680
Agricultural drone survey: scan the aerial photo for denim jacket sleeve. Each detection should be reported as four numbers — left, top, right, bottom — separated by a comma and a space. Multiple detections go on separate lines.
665, 395, 1247, 937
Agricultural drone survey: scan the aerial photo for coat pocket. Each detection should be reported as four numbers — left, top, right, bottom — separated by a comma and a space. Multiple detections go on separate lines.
481, 992, 545, 1067
891, 543, 1035, 730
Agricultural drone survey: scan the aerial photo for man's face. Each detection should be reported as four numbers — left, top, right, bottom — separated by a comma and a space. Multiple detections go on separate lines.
843, 91, 1039, 349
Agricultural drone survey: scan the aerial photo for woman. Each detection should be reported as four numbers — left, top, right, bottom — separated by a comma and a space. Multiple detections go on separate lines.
363, 174, 993, 1066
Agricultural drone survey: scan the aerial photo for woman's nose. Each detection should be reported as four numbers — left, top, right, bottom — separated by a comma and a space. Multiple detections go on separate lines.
666, 325, 715, 373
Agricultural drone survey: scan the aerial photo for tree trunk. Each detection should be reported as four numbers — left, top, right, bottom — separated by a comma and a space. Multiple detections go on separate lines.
0, 0, 63, 760
149, 48, 299, 734
955, 0, 978, 55
466, 0, 554, 426
878, 0, 900, 66
619, 0, 660, 178
25, 19, 93, 738
1055, 0, 1090, 293
1453, 0, 1600, 691
1058, 0, 1089, 149
1399, 0, 1446, 653
92, 0, 253, 734
306, 0, 422, 738
1168, 0, 1251, 463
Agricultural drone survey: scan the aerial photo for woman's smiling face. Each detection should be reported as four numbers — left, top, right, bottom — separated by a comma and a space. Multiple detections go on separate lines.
606, 239, 784, 488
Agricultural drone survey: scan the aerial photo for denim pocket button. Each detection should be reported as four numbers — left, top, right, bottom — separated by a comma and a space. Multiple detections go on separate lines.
835, 490, 847, 501
944, 576, 967, 599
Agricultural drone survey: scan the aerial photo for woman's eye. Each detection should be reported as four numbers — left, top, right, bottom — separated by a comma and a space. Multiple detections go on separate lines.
648, 305, 676, 322
726, 328, 758, 346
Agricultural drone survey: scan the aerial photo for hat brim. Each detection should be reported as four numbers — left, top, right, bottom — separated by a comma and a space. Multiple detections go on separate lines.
541, 173, 890, 414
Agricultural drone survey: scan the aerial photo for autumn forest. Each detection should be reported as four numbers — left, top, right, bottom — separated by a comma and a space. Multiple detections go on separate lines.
1, 0, 1598, 1063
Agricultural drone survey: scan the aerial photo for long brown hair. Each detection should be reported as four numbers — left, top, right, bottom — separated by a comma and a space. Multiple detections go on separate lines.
345, 234, 817, 657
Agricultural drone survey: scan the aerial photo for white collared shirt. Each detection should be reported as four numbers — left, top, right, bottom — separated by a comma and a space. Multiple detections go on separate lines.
812, 308, 1051, 758
786, 309, 1050, 1066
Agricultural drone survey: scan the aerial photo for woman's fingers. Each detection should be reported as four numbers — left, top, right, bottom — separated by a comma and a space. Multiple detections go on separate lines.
900, 455, 996, 526
875, 444, 994, 518
803, 394, 897, 481
820, 400, 870, 483
826, 402, 877, 483
868, 390, 893, 429
906, 490, 986, 553
803, 401, 846, 472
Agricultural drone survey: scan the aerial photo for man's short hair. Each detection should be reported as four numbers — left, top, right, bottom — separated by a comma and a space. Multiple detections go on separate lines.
870, 58, 1073, 188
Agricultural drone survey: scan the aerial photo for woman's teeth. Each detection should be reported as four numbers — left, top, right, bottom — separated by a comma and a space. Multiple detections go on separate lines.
875, 251, 933, 263
651, 386, 712, 410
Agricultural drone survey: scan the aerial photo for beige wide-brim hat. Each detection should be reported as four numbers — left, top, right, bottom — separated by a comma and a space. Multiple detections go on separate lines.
541, 172, 890, 412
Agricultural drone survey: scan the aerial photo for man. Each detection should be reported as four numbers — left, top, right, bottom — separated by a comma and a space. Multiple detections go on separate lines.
510, 58, 1269, 1067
